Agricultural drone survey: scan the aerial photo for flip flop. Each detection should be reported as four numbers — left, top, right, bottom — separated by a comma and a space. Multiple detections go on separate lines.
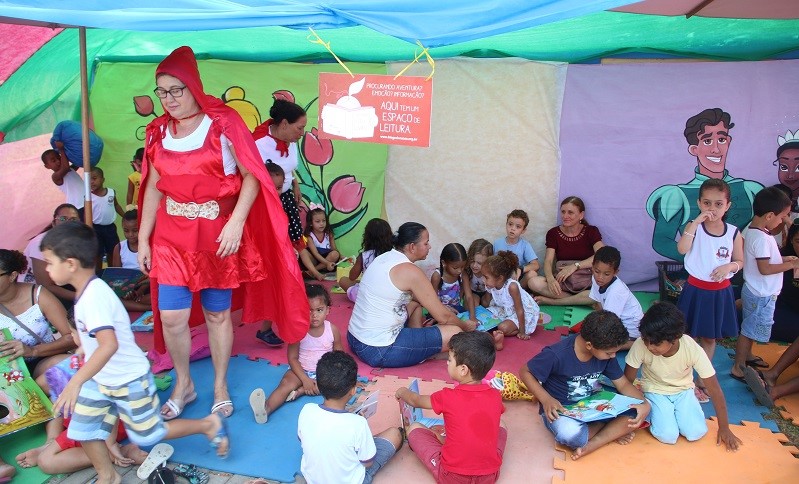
210, 413, 230, 459
249, 388, 268, 424
693, 386, 711, 404
744, 366, 775, 408
745, 356, 770, 369
161, 391, 197, 421
211, 400, 234, 418
729, 372, 746, 383
136, 443, 174, 480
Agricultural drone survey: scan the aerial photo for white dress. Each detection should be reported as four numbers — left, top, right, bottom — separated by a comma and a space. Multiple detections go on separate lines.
486, 279, 539, 334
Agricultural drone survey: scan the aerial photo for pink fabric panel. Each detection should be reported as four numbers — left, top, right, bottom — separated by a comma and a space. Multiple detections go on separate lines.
0, 24, 62, 84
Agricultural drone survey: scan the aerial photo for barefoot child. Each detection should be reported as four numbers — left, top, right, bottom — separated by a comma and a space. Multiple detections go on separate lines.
110, 210, 151, 312
483, 251, 540, 342
588, 246, 643, 351
465, 238, 493, 308
625, 302, 741, 450
338, 218, 393, 302
520, 310, 650, 460
493, 209, 539, 286
396, 331, 507, 483
249, 284, 341, 423
431, 243, 476, 319
298, 351, 401, 484
305, 208, 341, 272
41, 222, 229, 484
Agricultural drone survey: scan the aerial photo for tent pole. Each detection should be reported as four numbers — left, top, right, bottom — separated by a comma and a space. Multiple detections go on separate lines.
79, 27, 93, 227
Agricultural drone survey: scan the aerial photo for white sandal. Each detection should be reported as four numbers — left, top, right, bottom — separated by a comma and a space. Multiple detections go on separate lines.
136, 443, 174, 480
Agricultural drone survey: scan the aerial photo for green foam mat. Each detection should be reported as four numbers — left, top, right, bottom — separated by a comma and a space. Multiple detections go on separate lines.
0, 424, 50, 484
541, 292, 658, 330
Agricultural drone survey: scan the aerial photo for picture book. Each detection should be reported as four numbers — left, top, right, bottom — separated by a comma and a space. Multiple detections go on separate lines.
457, 306, 501, 332
101, 267, 146, 298
559, 390, 643, 423
398, 379, 444, 429
352, 390, 380, 419
131, 311, 155, 332
0, 329, 54, 437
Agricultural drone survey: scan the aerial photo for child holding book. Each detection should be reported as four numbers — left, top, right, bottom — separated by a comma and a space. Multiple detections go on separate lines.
41, 222, 229, 484
297, 351, 401, 484
396, 331, 506, 482
624, 302, 741, 450
520, 310, 650, 460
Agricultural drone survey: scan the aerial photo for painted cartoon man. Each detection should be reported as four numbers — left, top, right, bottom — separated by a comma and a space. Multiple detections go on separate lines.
646, 108, 763, 261
775, 130, 799, 212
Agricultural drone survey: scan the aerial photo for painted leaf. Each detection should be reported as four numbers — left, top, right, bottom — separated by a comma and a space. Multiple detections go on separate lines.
348, 78, 366, 96
331, 203, 369, 239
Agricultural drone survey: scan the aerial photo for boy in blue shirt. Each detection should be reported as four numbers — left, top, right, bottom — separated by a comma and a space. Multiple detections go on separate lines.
493, 209, 539, 286
520, 310, 649, 460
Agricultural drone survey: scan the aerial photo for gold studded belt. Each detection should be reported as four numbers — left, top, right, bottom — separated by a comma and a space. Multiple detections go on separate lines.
165, 196, 220, 221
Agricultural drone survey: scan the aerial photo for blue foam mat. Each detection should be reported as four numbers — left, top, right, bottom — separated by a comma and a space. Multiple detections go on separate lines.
616, 345, 778, 432
155, 356, 323, 483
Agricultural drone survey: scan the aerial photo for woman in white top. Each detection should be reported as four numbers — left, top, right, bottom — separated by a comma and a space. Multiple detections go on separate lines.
347, 222, 477, 368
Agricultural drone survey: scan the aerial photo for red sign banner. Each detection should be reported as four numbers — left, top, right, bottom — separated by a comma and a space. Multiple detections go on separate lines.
318, 73, 432, 147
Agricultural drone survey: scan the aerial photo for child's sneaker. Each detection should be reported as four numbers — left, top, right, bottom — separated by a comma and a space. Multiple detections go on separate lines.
255, 329, 284, 347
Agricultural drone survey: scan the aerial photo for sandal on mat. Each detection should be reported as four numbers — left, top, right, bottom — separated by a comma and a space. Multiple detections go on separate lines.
161, 391, 197, 420
173, 464, 209, 484
745, 356, 770, 369
136, 443, 174, 480
209, 413, 230, 459
249, 388, 268, 424
211, 399, 234, 417
744, 367, 775, 408
693, 386, 711, 404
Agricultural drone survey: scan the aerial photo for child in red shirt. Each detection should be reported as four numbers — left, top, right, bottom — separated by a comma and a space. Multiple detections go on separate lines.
396, 331, 506, 483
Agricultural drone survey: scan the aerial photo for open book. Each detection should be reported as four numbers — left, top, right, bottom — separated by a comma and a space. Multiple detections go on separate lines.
457, 306, 501, 332
351, 390, 380, 419
0, 329, 54, 437
559, 390, 643, 423
101, 267, 146, 298
399, 379, 444, 429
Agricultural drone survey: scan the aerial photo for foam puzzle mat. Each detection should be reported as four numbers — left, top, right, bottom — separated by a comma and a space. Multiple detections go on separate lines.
749, 342, 799, 422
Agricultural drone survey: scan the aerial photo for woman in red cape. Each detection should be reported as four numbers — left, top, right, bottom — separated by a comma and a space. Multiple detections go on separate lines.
138, 46, 308, 420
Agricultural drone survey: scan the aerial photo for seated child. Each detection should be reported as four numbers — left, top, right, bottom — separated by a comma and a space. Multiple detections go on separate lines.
431, 243, 475, 318
305, 208, 341, 272
466, 238, 494, 308
493, 209, 539, 286
484, 251, 540, 343
298, 351, 401, 484
41, 222, 230, 484
732, 187, 797, 380
396, 331, 507, 483
249, 284, 341, 423
520, 310, 650, 460
625, 302, 741, 450
89, 167, 125, 271
588, 246, 643, 350
126, 148, 143, 211
110, 209, 151, 312
338, 218, 393, 302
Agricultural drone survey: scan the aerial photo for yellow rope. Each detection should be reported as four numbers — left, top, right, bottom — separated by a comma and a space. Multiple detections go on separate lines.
393, 41, 435, 81
307, 27, 354, 78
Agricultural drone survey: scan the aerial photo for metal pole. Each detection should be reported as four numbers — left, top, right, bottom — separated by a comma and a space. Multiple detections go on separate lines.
79, 27, 93, 227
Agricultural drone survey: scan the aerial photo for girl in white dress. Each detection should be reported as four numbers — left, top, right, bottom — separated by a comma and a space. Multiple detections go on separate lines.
484, 251, 540, 343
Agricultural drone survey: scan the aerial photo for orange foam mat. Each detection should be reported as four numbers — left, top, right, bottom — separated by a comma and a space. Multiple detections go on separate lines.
750, 342, 799, 422
360, 375, 562, 484
553, 419, 799, 484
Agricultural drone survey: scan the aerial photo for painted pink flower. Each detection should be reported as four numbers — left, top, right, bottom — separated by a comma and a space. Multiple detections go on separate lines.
328, 175, 365, 214
301, 128, 334, 166
298, 200, 310, 231
0, 132, 4, 143
272, 90, 295, 104
134, 96, 155, 117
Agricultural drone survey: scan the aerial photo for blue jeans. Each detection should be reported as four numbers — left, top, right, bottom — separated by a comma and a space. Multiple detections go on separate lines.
740, 284, 777, 343
347, 327, 443, 368
645, 389, 707, 444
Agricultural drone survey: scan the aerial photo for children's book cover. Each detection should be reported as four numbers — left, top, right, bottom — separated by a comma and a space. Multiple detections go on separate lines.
100, 268, 146, 298
0, 329, 54, 437
352, 390, 380, 419
559, 390, 642, 423
398, 379, 444, 429
131, 311, 154, 332
457, 306, 501, 332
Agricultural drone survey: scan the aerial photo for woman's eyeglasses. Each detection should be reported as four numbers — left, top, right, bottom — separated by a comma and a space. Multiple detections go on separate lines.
55, 216, 80, 222
153, 86, 187, 99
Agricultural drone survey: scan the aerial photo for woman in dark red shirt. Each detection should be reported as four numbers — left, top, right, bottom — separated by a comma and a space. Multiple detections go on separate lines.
528, 196, 604, 306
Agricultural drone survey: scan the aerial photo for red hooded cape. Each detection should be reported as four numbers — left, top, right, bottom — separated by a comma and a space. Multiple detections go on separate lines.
139, 46, 308, 352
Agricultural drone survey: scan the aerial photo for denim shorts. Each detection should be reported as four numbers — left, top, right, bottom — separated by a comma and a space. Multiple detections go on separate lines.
740, 284, 777, 343
347, 327, 443, 368
362, 437, 397, 484
158, 284, 232, 312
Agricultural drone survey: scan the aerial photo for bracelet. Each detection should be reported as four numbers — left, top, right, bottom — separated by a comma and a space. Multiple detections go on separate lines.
684, 232, 695, 238
732, 261, 741, 273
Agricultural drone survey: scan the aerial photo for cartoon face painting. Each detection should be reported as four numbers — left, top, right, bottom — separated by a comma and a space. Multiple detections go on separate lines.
777, 146, 799, 200
688, 121, 731, 176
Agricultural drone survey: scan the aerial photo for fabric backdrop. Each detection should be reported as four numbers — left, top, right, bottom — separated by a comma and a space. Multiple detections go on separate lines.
560, 59, 799, 288
385, 58, 566, 273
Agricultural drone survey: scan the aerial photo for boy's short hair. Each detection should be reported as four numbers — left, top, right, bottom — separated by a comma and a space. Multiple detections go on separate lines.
122, 210, 138, 222
90, 166, 104, 177
41, 149, 57, 163
265, 162, 285, 177
448, 331, 496, 380
639, 302, 685, 345
593, 246, 621, 271
753, 186, 791, 217
306, 283, 331, 306
316, 351, 357, 400
580, 310, 629, 349
507, 209, 530, 228
40, 221, 97, 269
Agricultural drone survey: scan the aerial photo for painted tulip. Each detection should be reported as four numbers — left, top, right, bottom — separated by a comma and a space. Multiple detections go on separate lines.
298, 200, 310, 231
272, 90, 295, 104
301, 128, 334, 166
328, 175, 365, 214
134, 95, 155, 117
